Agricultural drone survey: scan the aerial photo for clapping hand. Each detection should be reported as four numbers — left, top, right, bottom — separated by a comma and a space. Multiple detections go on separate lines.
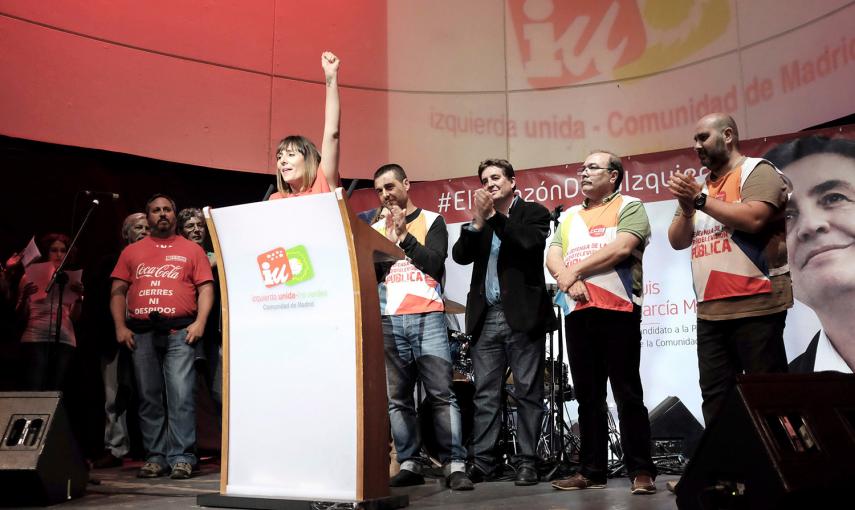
385, 205, 407, 243
667, 171, 701, 215
472, 189, 495, 230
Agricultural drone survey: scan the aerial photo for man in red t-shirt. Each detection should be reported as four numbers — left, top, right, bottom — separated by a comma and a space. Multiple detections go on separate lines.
110, 194, 213, 480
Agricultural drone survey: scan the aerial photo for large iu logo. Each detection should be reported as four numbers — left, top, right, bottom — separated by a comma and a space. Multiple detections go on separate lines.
257, 245, 314, 288
508, 0, 730, 87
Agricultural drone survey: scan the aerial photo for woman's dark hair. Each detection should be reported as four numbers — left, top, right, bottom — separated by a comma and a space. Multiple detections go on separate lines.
37, 232, 76, 266
477, 158, 515, 181
763, 135, 855, 168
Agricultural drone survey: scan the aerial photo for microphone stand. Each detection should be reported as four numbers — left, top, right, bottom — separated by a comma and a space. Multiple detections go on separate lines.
542, 288, 579, 480
45, 199, 100, 353
543, 203, 579, 479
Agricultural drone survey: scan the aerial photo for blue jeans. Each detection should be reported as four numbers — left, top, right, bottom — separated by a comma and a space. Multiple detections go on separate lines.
131, 328, 197, 467
383, 312, 466, 472
470, 305, 544, 472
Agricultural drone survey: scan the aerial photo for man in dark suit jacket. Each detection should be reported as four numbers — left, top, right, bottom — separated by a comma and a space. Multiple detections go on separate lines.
788, 332, 820, 373
452, 158, 554, 486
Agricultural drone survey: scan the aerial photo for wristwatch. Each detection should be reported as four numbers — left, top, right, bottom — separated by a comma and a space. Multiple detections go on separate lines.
693, 192, 707, 210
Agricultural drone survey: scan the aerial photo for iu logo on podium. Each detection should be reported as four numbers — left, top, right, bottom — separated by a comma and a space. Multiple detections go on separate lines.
257, 245, 314, 288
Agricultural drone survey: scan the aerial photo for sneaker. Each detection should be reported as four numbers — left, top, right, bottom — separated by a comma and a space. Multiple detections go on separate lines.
666, 479, 679, 493
631, 474, 656, 495
389, 469, 424, 487
170, 462, 193, 480
137, 461, 168, 478
91, 451, 123, 469
552, 472, 606, 491
446, 471, 474, 491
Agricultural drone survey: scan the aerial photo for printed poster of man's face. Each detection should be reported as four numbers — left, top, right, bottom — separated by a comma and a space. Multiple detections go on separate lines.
765, 136, 855, 373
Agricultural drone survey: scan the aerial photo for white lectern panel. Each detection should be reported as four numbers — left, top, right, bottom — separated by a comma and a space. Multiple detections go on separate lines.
210, 193, 358, 500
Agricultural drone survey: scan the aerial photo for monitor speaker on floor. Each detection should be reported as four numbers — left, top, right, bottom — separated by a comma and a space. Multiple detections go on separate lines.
676, 373, 855, 510
0, 391, 89, 507
649, 395, 704, 458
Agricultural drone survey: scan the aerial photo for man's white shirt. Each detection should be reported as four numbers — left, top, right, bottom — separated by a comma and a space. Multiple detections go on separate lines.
814, 329, 853, 373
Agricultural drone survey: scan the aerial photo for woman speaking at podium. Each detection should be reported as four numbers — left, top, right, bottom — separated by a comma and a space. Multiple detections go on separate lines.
268, 51, 341, 199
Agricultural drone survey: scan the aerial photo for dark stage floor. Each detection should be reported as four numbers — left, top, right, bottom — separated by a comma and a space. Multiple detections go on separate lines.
48, 460, 680, 510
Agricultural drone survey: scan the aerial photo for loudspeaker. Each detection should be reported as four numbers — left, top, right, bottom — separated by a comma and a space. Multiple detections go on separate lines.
676, 373, 855, 510
649, 396, 704, 458
0, 392, 89, 506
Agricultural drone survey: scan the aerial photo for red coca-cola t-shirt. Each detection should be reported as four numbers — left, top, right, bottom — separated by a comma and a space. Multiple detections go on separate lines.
111, 235, 213, 319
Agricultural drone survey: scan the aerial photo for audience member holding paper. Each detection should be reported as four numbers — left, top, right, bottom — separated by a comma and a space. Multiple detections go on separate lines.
16, 233, 84, 391
0, 237, 41, 316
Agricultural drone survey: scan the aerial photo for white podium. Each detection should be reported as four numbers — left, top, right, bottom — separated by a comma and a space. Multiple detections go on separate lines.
198, 189, 406, 509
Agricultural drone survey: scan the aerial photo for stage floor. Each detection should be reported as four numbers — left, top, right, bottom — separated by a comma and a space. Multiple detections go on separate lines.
59, 460, 680, 509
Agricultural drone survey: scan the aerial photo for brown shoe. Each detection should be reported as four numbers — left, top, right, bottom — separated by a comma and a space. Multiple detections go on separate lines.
170, 462, 193, 480
631, 474, 657, 495
552, 473, 606, 491
137, 461, 169, 478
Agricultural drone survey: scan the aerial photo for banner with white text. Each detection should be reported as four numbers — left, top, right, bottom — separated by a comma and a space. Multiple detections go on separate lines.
350, 124, 855, 421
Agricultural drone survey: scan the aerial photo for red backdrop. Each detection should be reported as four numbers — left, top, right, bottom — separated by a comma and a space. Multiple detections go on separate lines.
0, 0, 388, 176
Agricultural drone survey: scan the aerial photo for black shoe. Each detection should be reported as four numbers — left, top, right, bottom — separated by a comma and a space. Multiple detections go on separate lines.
466, 464, 490, 484
515, 465, 539, 486
389, 469, 425, 487
91, 452, 123, 469
446, 471, 474, 491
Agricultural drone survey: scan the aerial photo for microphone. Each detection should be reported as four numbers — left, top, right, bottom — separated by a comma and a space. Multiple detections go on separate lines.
262, 184, 275, 201
345, 179, 360, 198
83, 190, 120, 201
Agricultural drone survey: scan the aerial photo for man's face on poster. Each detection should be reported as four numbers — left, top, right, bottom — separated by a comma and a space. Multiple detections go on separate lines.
785, 153, 855, 307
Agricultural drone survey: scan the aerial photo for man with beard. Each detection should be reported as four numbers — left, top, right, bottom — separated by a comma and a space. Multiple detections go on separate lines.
452, 159, 554, 486
371, 164, 472, 491
110, 195, 213, 479
667, 113, 792, 426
